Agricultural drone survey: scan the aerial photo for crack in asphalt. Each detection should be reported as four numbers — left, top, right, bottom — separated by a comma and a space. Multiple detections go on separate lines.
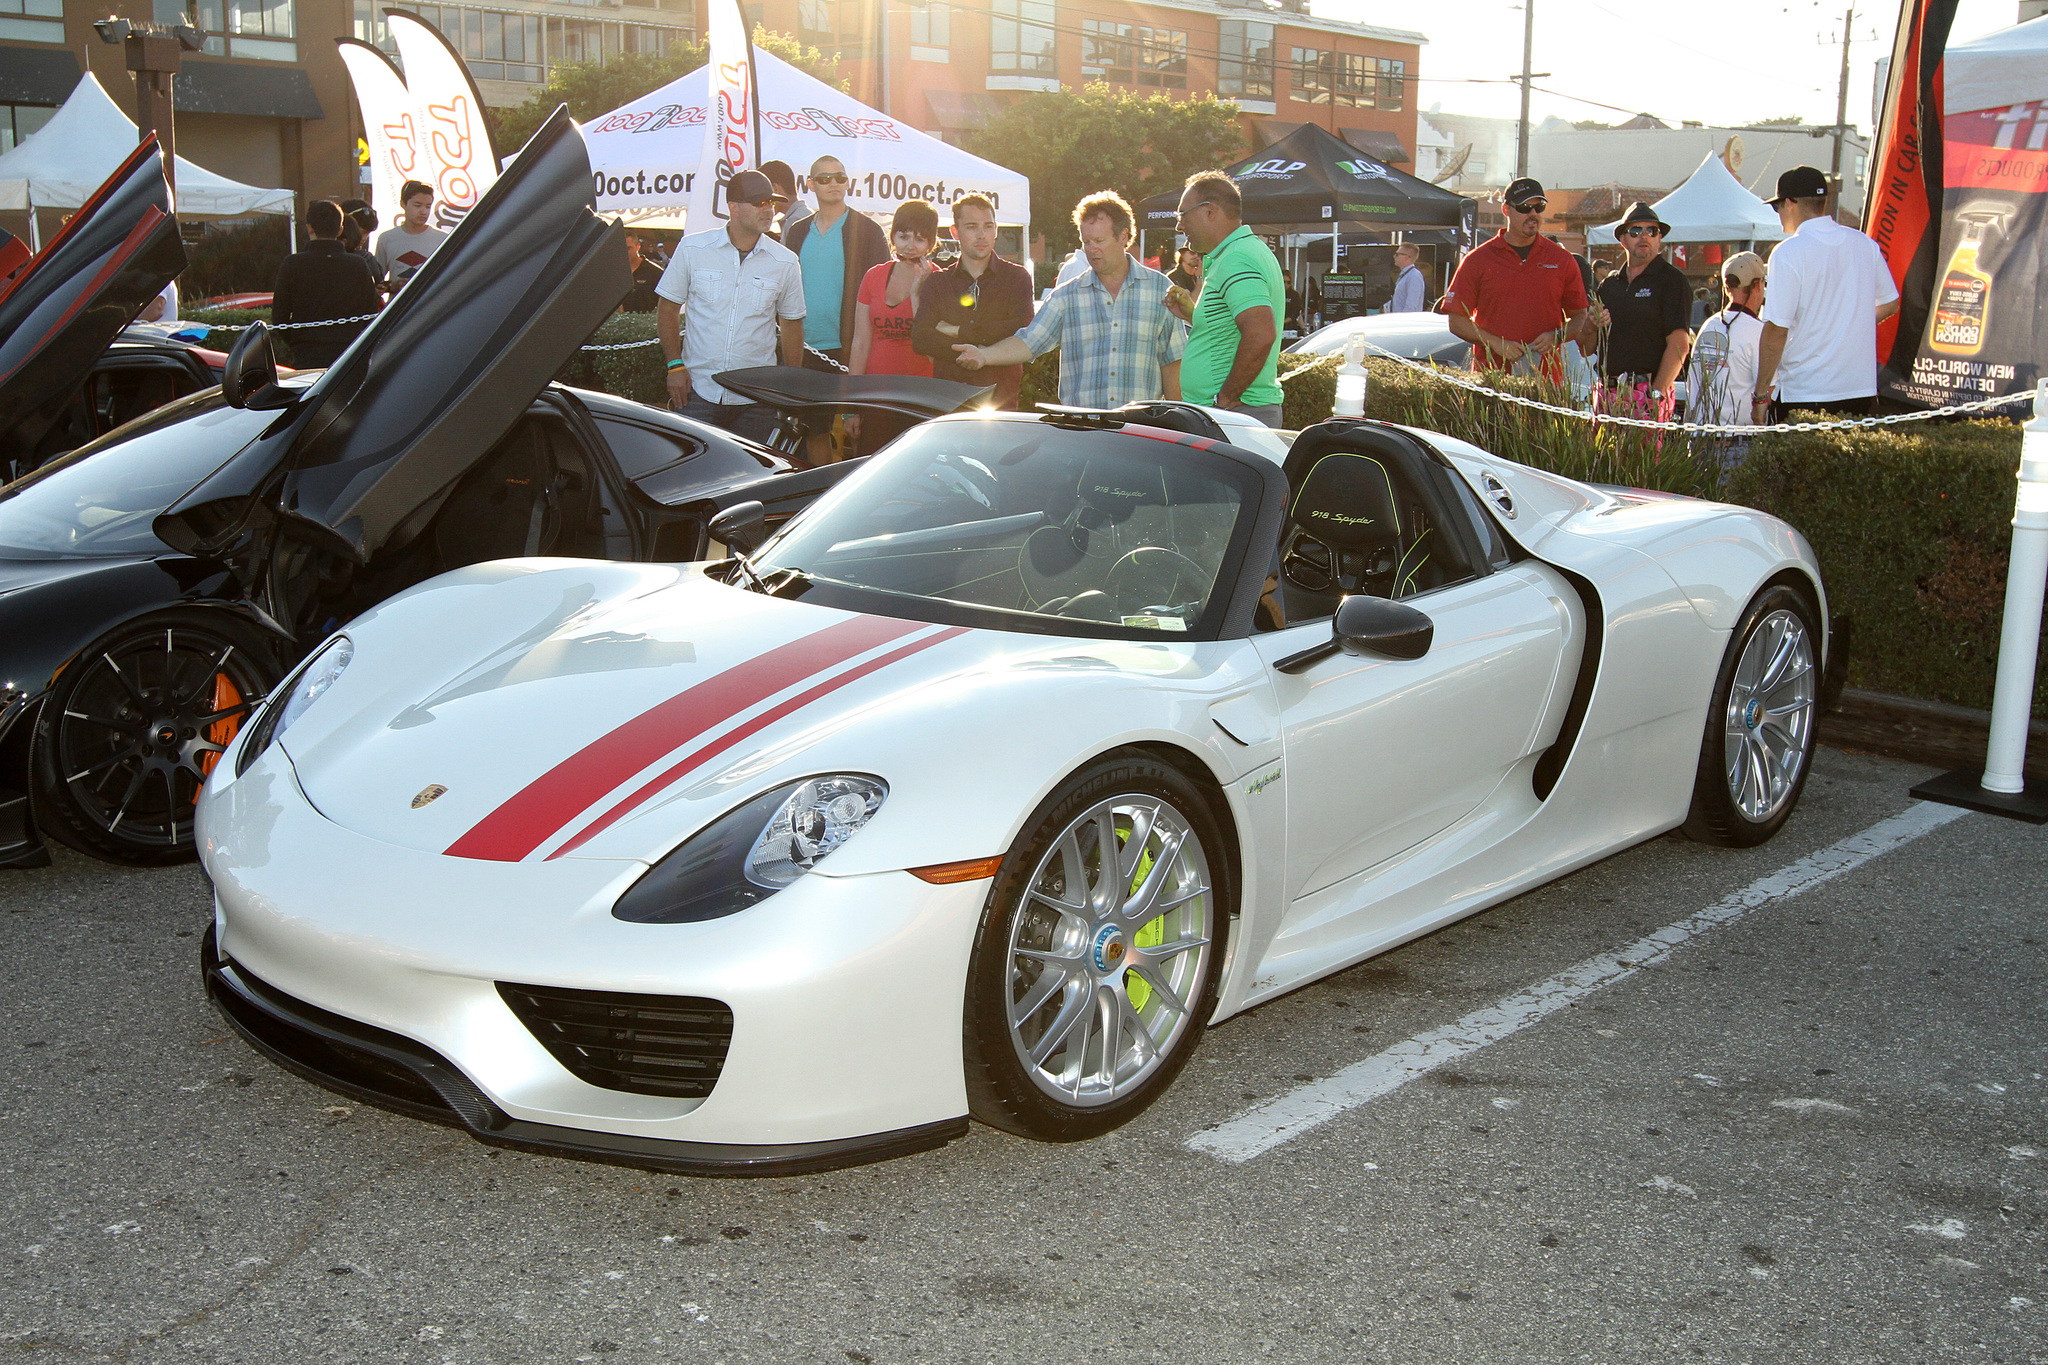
92, 1137, 468, 1364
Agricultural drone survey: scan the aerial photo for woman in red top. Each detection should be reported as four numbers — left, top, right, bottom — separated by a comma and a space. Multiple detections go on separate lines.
850, 199, 939, 379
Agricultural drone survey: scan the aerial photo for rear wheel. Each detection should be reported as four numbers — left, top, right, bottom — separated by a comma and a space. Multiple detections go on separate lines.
33, 611, 279, 865
1682, 584, 1820, 847
964, 755, 1230, 1141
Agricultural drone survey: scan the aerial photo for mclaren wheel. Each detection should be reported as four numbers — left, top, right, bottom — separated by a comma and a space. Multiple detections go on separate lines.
33, 611, 280, 865
964, 754, 1231, 1141
1682, 583, 1821, 848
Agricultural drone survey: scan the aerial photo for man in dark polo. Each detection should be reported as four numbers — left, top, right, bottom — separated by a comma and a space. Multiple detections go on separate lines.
1593, 201, 1692, 413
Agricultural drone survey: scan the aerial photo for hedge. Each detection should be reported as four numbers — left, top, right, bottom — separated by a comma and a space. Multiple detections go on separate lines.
554, 311, 665, 405
1728, 418, 2040, 717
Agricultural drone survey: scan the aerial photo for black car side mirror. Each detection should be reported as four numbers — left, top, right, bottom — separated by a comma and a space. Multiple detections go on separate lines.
1276, 595, 1434, 674
708, 500, 767, 555
220, 321, 293, 410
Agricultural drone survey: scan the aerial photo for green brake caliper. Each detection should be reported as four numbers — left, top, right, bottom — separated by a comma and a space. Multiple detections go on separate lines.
1122, 826, 1166, 1013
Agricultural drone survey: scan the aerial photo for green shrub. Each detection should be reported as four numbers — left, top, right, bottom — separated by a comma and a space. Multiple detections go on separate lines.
556, 311, 665, 405
181, 218, 291, 300
1727, 418, 2041, 716
1280, 353, 1717, 497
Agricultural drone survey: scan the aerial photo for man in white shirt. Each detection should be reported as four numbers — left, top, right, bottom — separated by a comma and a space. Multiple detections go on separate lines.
1387, 243, 1426, 313
1688, 251, 1766, 478
656, 168, 807, 446
1752, 166, 1900, 421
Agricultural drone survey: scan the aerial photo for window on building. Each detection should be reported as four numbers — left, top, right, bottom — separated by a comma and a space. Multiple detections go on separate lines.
990, 0, 1053, 77
190, 0, 296, 60
0, 0, 64, 45
909, 0, 947, 50
353, 5, 690, 80
1080, 19, 1131, 82
1218, 19, 1273, 100
0, 102, 54, 152
1137, 28, 1185, 87
1376, 57, 1405, 110
1292, 48, 1404, 110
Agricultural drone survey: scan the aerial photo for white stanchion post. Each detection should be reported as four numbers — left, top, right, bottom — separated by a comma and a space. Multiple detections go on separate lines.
1981, 378, 2048, 793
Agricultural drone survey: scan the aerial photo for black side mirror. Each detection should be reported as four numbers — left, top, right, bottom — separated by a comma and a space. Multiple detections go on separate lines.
708, 500, 767, 555
1276, 595, 1434, 674
220, 321, 293, 410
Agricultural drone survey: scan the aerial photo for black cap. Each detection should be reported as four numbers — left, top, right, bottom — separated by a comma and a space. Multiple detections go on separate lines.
1615, 200, 1672, 235
726, 169, 777, 205
1503, 177, 1545, 207
1767, 165, 1830, 206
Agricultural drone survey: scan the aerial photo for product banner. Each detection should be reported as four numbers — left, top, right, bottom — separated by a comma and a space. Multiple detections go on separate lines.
686, 0, 758, 227
336, 39, 410, 227
385, 9, 501, 232
1886, 102, 2045, 406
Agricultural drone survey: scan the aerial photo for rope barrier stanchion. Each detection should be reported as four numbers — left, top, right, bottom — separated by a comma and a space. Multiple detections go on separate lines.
1910, 377, 2048, 823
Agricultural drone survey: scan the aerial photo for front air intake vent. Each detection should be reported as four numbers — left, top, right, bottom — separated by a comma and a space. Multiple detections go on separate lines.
496, 983, 733, 1099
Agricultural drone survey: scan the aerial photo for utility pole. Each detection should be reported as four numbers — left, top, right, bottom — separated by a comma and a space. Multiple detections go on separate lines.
1830, 5, 1855, 181
1517, 0, 1534, 178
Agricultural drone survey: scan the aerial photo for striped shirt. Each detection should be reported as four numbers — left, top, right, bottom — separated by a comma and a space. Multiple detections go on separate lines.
1015, 255, 1186, 408
1180, 226, 1285, 408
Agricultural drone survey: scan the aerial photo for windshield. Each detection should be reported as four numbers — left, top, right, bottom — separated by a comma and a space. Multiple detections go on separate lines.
0, 391, 274, 560
750, 416, 1264, 639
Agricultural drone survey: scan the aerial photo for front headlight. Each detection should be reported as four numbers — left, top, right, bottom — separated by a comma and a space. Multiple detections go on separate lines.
612, 774, 888, 925
233, 635, 352, 776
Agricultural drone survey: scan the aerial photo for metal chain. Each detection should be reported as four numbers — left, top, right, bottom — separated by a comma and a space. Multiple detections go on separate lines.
180, 312, 663, 351
1281, 342, 2028, 435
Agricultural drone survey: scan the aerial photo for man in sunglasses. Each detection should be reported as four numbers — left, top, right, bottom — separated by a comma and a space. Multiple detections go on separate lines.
655, 168, 807, 446
1593, 201, 1692, 416
782, 155, 892, 463
1442, 177, 1591, 384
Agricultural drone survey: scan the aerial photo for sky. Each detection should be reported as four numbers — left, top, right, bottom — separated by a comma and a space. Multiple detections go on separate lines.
1321, 0, 2025, 132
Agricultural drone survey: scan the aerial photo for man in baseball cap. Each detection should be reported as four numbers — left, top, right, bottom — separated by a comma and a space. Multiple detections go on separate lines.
1688, 251, 1768, 452
1751, 165, 1899, 419
654, 166, 808, 443
1441, 176, 1593, 382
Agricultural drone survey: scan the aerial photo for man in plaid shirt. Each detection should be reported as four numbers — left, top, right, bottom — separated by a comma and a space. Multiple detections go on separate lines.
952, 192, 1184, 406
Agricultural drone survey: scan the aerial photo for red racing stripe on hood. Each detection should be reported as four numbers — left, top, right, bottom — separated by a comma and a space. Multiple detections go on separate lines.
445, 615, 924, 862
546, 626, 970, 860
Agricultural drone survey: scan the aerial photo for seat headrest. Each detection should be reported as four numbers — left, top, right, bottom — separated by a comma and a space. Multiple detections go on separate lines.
1077, 451, 1168, 521
1115, 402, 1228, 442
1288, 451, 1402, 550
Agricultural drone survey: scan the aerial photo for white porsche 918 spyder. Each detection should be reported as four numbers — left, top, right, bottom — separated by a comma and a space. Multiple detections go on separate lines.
198, 408, 1825, 1175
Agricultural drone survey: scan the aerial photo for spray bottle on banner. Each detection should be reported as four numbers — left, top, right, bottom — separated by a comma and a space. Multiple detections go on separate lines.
1927, 204, 2012, 358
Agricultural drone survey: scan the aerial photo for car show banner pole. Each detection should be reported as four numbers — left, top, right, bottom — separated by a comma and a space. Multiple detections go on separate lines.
687, 0, 761, 229
1912, 377, 2048, 821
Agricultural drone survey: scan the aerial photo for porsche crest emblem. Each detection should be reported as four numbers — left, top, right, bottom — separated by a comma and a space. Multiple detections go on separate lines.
411, 784, 448, 809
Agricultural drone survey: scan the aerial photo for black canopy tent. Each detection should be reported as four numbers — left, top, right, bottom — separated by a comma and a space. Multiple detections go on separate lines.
1138, 123, 1475, 248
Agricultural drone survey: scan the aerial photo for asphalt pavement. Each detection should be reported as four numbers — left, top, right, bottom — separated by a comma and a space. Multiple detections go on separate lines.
2, 747, 2043, 1364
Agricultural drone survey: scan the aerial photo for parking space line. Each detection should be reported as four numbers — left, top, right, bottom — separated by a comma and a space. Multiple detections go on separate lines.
1187, 801, 1972, 1163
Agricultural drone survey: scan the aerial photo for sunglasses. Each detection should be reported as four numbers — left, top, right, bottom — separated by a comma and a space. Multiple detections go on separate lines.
1508, 198, 1548, 214
1175, 201, 1218, 222
812, 172, 848, 184
1620, 225, 1664, 238
739, 197, 776, 209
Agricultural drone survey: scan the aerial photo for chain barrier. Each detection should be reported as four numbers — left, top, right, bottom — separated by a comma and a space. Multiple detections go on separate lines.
176, 312, 664, 352
1281, 341, 2028, 436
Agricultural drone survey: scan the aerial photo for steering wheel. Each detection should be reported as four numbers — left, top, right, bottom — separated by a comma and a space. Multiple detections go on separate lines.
1106, 546, 1205, 613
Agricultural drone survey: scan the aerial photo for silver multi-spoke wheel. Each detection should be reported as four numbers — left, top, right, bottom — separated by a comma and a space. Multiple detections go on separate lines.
1004, 794, 1214, 1107
1722, 606, 1816, 822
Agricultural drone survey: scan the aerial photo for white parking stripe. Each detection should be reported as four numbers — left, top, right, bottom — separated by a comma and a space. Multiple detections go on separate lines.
1188, 801, 1972, 1163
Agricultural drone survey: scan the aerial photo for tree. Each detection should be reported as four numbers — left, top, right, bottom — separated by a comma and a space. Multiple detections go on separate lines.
489, 28, 841, 156
1752, 115, 1807, 128
964, 84, 1246, 256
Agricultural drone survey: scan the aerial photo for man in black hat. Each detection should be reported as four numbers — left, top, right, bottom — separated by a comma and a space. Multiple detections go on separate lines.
655, 168, 807, 443
1751, 165, 1898, 420
1593, 201, 1692, 412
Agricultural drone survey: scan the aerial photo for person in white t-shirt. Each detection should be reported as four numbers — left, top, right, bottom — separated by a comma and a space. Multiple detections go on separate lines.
1688, 251, 1767, 479
374, 180, 450, 293
1752, 165, 1900, 421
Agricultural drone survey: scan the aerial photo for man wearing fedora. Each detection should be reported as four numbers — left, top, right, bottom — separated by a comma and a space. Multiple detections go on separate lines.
1751, 165, 1899, 420
1593, 201, 1692, 416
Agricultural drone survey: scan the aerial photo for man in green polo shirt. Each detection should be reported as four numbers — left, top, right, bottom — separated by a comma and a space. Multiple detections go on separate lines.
1166, 170, 1285, 426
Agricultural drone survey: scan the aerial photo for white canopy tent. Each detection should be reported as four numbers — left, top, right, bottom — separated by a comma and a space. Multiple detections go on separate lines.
582, 46, 1029, 230
1944, 14, 2048, 115
1586, 151, 1784, 246
0, 72, 294, 245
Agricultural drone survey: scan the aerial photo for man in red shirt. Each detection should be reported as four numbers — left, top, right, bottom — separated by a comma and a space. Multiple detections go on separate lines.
1444, 178, 1592, 382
